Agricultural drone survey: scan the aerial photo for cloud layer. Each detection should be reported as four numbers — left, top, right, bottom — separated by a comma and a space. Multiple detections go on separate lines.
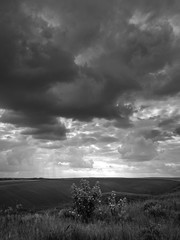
0, 0, 180, 177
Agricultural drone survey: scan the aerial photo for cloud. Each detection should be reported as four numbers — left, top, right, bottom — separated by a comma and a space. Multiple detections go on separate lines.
0, 0, 140, 134
156, 64, 180, 96
119, 131, 158, 162
0, 0, 180, 177
99, 135, 119, 143
0, 0, 180, 131
0, 110, 67, 140
0, 145, 39, 176
58, 147, 94, 169
175, 126, 180, 135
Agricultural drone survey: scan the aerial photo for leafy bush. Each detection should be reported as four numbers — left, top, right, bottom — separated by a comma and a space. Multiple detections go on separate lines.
108, 191, 129, 223
172, 211, 180, 224
58, 208, 77, 220
71, 179, 102, 222
1, 204, 24, 216
143, 200, 167, 219
139, 222, 163, 240
93, 206, 111, 222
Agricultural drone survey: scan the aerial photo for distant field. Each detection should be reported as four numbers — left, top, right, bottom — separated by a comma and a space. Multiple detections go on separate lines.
0, 178, 179, 210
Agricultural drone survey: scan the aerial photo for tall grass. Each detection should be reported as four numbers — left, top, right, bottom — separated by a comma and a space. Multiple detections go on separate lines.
0, 195, 180, 240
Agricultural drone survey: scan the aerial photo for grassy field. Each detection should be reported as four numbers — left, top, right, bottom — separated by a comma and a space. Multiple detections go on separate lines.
0, 178, 180, 239
0, 178, 179, 210
0, 192, 180, 240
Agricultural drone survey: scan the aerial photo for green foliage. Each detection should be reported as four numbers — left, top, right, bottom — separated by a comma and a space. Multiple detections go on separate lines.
143, 200, 167, 219
0, 204, 24, 216
139, 222, 163, 240
107, 191, 129, 224
71, 179, 102, 222
58, 208, 76, 220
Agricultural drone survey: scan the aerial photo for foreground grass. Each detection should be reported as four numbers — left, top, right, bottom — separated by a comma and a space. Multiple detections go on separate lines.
0, 196, 180, 240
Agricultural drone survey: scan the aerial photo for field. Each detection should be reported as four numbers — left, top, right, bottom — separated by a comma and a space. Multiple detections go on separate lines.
0, 178, 180, 240
0, 178, 179, 209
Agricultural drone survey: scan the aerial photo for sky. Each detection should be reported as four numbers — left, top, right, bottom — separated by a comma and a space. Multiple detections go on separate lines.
0, 0, 180, 178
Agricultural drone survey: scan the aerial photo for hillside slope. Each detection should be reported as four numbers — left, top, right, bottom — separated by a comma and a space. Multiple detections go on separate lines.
0, 178, 179, 209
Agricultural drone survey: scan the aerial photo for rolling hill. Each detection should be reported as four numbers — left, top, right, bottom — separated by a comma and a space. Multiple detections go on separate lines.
0, 178, 179, 210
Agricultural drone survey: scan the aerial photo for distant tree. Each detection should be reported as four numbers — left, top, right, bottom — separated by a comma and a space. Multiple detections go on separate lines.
71, 179, 102, 222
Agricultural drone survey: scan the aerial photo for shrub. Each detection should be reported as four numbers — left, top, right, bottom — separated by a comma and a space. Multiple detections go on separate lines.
58, 208, 77, 220
143, 200, 167, 219
108, 191, 129, 223
71, 179, 102, 222
139, 222, 163, 240
93, 206, 111, 222
172, 211, 180, 224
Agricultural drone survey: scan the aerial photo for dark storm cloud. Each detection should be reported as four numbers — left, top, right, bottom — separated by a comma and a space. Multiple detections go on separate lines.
140, 128, 173, 142
159, 115, 180, 128
158, 114, 180, 138
175, 126, 180, 135
0, 111, 67, 140
156, 65, 180, 96
0, 0, 180, 140
103, 119, 133, 129
0, 0, 78, 139
28, 0, 116, 52
22, 125, 67, 141
0, 6, 78, 109
143, 129, 162, 140
99, 136, 119, 143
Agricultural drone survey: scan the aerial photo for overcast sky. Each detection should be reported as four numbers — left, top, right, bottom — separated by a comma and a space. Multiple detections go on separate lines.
0, 0, 180, 178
